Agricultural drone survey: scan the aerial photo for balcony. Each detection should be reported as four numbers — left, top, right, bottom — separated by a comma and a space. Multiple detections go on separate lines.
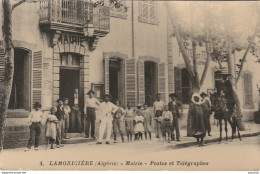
39, 0, 110, 36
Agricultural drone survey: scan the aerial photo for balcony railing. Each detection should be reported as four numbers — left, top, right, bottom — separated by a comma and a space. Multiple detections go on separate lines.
39, 0, 110, 34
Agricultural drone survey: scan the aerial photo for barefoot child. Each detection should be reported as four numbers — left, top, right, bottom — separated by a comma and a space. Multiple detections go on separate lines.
45, 107, 58, 149
161, 105, 173, 143
134, 109, 145, 140
142, 104, 152, 140
113, 100, 126, 143
125, 103, 135, 142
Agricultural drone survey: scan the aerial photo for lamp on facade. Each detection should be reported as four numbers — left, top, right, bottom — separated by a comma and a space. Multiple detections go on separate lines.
83, 20, 95, 37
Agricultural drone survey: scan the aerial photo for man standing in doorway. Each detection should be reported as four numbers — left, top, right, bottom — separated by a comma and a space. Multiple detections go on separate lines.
55, 98, 65, 148
168, 93, 183, 141
97, 94, 118, 144
153, 93, 165, 139
71, 88, 81, 133
84, 90, 100, 140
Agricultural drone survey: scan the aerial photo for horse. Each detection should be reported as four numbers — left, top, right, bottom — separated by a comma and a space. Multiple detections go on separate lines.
210, 92, 242, 142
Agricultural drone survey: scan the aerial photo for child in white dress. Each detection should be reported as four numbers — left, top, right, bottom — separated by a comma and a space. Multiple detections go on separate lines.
134, 109, 145, 140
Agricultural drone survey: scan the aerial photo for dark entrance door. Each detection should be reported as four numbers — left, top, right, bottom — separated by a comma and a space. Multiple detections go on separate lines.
109, 59, 125, 105
9, 49, 30, 110
60, 69, 80, 133
145, 62, 157, 106
60, 69, 80, 107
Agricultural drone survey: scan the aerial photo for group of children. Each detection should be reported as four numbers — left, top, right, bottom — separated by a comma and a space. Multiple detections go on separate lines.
114, 101, 175, 144
26, 98, 71, 151
111, 102, 153, 143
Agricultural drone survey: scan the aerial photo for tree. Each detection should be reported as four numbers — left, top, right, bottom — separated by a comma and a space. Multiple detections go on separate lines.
165, 2, 213, 136
0, 0, 29, 152
165, 1, 260, 132
166, 2, 211, 93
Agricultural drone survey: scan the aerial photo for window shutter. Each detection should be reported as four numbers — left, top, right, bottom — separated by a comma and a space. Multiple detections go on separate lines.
32, 51, 42, 108
0, 48, 4, 82
138, 60, 145, 105
125, 59, 136, 106
143, 1, 148, 18
149, 1, 155, 20
158, 63, 166, 101
174, 67, 182, 102
104, 57, 109, 94
244, 73, 253, 106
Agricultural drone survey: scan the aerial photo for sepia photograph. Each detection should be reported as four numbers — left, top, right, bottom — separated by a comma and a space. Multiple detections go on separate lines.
0, 0, 259, 172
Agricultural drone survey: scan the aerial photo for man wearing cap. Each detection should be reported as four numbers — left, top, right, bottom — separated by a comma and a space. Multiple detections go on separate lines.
84, 90, 100, 139
168, 93, 183, 141
55, 98, 65, 148
153, 93, 165, 139
200, 92, 212, 136
97, 94, 118, 144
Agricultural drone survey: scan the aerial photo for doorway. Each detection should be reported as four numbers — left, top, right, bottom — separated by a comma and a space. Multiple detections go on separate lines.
9, 48, 30, 110
144, 61, 157, 106
109, 59, 124, 105
60, 69, 80, 109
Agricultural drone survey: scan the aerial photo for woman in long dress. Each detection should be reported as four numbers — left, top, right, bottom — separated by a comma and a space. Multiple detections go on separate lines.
188, 93, 207, 146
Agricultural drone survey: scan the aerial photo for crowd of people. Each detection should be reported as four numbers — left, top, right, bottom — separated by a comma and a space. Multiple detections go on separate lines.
25, 89, 213, 151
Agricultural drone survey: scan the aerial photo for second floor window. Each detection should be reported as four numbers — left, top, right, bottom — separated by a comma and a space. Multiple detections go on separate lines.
138, 0, 158, 25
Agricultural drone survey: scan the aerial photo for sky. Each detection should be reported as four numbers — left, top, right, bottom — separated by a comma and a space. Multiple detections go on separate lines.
167, 1, 259, 44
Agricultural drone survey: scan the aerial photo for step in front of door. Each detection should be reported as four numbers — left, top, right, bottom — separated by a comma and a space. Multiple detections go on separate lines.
62, 137, 95, 144
67, 133, 86, 138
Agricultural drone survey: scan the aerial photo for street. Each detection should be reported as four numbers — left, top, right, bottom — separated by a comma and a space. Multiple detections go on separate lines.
0, 136, 259, 171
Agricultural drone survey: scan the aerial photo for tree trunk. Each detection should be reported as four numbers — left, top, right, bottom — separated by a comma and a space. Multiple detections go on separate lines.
226, 36, 245, 131
0, 0, 14, 152
235, 25, 258, 85
165, 2, 195, 80
232, 86, 245, 130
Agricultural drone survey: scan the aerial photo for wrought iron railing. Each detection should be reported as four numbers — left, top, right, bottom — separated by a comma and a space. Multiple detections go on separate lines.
39, 0, 110, 32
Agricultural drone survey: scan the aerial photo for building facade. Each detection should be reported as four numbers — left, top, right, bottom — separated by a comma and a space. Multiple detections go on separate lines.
0, 0, 174, 148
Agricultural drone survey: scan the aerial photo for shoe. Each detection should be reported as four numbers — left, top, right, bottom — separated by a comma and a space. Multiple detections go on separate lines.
24, 148, 30, 152
57, 145, 60, 148
177, 139, 180, 141
60, 144, 64, 147
51, 146, 55, 149
65, 137, 70, 139
96, 142, 102, 144
85, 135, 89, 138
114, 141, 117, 143
106, 141, 110, 144
208, 134, 212, 136
34, 147, 39, 150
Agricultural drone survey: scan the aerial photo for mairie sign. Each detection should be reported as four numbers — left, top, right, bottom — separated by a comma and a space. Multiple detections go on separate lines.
58, 33, 85, 46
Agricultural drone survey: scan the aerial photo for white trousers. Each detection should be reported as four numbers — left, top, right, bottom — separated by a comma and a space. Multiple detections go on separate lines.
98, 117, 112, 142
